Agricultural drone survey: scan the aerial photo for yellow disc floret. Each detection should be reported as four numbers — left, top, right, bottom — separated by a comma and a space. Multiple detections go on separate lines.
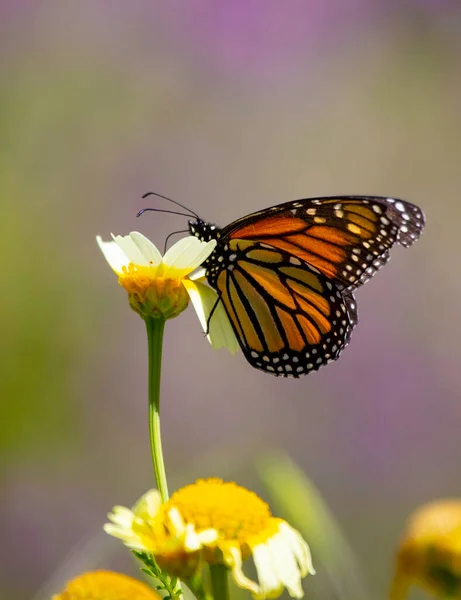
53, 570, 160, 600
168, 478, 271, 543
118, 264, 189, 320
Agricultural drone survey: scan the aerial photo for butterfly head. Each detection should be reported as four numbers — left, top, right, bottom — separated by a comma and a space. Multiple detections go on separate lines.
188, 219, 221, 243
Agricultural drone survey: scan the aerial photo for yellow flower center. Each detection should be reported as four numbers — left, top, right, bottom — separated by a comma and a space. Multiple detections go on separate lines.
391, 501, 461, 599
168, 478, 271, 543
118, 263, 189, 320
53, 570, 160, 600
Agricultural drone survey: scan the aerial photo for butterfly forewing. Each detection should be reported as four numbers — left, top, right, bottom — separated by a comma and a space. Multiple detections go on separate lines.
222, 196, 425, 292
215, 241, 357, 377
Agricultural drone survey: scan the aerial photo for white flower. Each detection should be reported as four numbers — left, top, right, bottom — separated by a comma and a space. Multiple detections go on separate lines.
105, 479, 315, 598
97, 232, 238, 351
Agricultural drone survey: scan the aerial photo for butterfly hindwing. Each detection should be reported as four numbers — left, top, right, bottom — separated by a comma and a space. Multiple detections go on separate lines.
214, 241, 357, 377
222, 196, 425, 292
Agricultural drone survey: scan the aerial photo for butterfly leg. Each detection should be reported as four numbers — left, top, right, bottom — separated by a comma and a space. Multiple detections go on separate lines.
204, 297, 221, 336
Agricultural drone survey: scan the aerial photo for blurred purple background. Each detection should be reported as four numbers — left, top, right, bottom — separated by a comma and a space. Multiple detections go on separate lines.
1, 1, 461, 598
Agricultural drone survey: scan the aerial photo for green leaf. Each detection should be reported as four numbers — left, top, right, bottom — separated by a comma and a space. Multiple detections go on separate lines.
133, 551, 183, 599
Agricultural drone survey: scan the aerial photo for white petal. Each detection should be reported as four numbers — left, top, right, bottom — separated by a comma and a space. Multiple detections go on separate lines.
96, 236, 130, 274
182, 280, 239, 353
210, 297, 239, 353
168, 507, 187, 536
266, 534, 304, 598
253, 544, 284, 598
108, 506, 135, 528
189, 266, 207, 281
111, 233, 151, 266
278, 522, 315, 577
183, 524, 203, 552
196, 528, 219, 546
103, 523, 125, 538
163, 237, 216, 277
133, 489, 162, 520
168, 519, 218, 553
181, 279, 212, 333
225, 546, 260, 596
103, 523, 140, 547
128, 232, 163, 265
103, 523, 127, 538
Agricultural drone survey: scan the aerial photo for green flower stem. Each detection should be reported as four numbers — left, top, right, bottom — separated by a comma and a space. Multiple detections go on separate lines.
145, 316, 169, 502
186, 574, 213, 600
209, 564, 230, 600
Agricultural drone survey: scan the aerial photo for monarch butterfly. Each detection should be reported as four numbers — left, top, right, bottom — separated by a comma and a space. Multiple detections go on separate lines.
142, 195, 426, 377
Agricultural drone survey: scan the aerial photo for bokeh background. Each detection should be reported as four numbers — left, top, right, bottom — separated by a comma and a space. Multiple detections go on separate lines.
1, 2, 461, 599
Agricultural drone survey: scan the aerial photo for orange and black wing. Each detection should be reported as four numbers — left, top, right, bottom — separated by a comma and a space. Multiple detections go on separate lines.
221, 196, 425, 292
214, 240, 357, 377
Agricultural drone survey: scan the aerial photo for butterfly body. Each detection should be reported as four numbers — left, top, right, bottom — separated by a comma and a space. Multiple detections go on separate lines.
188, 196, 425, 377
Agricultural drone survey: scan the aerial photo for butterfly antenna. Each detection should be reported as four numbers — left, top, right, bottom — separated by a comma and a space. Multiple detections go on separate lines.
137, 207, 195, 219
163, 229, 189, 253
141, 191, 200, 219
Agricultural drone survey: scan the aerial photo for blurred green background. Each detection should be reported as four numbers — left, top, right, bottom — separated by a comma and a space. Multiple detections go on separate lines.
1, 2, 460, 599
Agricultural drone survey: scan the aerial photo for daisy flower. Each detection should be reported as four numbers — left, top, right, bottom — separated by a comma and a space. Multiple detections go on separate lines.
105, 478, 315, 599
96, 232, 237, 351
390, 499, 461, 599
